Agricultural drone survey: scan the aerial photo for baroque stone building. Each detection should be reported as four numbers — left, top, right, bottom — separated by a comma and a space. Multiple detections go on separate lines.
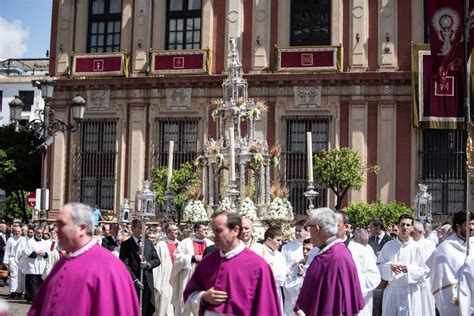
46, 0, 466, 219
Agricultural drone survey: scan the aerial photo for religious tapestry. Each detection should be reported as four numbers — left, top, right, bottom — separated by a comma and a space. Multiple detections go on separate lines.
149, 49, 210, 75
71, 52, 128, 77
411, 44, 473, 129
274, 46, 342, 72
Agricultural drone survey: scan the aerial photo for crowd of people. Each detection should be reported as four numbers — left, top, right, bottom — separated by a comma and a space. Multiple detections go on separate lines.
0, 203, 473, 315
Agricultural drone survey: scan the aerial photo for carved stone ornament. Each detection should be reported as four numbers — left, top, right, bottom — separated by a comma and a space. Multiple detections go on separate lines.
293, 86, 322, 108
166, 88, 192, 110
88, 90, 110, 110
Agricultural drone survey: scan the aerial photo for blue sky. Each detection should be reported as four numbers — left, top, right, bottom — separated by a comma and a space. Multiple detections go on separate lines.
0, 0, 52, 59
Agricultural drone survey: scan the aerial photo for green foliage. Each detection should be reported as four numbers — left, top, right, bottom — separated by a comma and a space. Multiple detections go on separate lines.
0, 150, 16, 178
343, 200, 414, 229
151, 162, 200, 223
314, 147, 379, 210
0, 191, 34, 223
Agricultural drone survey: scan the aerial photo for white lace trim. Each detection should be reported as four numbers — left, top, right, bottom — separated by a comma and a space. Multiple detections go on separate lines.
65, 238, 97, 258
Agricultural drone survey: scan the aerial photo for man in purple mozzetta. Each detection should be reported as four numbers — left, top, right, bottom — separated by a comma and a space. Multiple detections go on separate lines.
295, 207, 365, 316
28, 203, 140, 316
183, 211, 281, 316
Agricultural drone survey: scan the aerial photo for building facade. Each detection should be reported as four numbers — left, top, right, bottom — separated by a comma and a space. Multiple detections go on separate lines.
46, 0, 467, 219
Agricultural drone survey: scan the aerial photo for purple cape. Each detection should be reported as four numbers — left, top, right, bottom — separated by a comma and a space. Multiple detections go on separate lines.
296, 242, 365, 315
183, 247, 282, 316
28, 244, 140, 316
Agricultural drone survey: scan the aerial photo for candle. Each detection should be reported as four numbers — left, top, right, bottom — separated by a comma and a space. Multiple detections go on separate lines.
307, 132, 313, 183
167, 141, 174, 187
229, 127, 236, 181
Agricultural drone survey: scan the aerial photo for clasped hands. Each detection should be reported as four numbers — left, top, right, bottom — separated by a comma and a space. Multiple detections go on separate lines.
203, 287, 228, 305
390, 263, 408, 274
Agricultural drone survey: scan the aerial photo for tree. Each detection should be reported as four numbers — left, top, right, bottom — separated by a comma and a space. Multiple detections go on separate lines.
314, 147, 378, 210
0, 124, 42, 222
344, 200, 414, 229
0, 190, 34, 222
151, 162, 200, 225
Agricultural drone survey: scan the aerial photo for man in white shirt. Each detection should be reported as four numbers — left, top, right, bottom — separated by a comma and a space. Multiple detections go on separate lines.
23, 227, 50, 302
335, 211, 381, 316
281, 219, 308, 270
377, 215, 429, 315
458, 252, 474, 316
251, 226, 286, 313
428, 211, 474, 315
411, 221, 436, 316
170, 221, 213, 316
3, 226, 24, 299
153, 222, 180, 316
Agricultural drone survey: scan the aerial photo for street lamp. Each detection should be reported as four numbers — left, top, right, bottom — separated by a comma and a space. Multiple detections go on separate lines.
134, 179, 156, 312
8, 75, 86, 227
8, 96, 24, 121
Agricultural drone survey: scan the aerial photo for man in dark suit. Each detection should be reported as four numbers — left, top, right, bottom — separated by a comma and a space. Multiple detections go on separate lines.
0, 222, 8, 287
368, 219, 393, 255
120, 219, 160, 316
101, 223, 119, 251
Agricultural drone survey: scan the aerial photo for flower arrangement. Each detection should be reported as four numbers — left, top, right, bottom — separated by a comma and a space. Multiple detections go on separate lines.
251, 153, 265, 170
210, 99, 224, 121
182, 199, 208, 223
215, 153, 227, 168
206, 139, 220, 155
218, 197, 233, 212
246, 100, 268, 120
239, 197, 258, 220
194, 155, 207, 169
267, 184, 294, 221
248, 143, 261, 153
269, 144, 281, 166
182, 186, 208, 223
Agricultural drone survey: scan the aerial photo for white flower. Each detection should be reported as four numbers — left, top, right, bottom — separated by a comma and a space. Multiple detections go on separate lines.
267, 197, 294, 221
238, 197, 258, 220
183, 199, 208, 223
218, 198, 234, 212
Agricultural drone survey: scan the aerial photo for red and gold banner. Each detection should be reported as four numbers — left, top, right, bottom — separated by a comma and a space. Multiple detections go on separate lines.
428, 1, 474, 83
275, 46, 342, 72
149, 49, 210, 75
412, 44, 473, 129
71, 53, 127, 77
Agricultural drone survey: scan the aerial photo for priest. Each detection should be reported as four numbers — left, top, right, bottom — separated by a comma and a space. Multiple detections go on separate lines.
458, 253, 474, 316
28, 203, 139, 316
183, 211, 281, 316
377, 215, 429, 315
295, 207, 364, 315
153, 222, 180, 316
428, 211, 474, 315
170, 221, 214, 316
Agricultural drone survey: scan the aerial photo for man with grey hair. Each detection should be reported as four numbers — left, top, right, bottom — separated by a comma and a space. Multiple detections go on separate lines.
29, 203, 140, 315
295, 207, 364, 315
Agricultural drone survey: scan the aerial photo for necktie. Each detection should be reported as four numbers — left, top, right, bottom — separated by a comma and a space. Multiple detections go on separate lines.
377, 236, 381, 245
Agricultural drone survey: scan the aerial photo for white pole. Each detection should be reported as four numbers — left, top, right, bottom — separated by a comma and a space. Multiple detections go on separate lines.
229, 127, 236, 181
307, 132, 314, 183
167, 141, 174, 187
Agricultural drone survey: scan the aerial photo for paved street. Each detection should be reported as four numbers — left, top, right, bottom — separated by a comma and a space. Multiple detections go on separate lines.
0, 285, 31, 316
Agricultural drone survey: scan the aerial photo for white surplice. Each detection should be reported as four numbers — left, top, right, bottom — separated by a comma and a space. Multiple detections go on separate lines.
283, 261, 305, 316
22, 238, 50, 275
427, 234, 474, 316
347, 240, 381, 316
281, 240, 303, 270
3, 236, 25, 293
170, 237, 213, 316
416, 237, 436, 316
458, 253, 474, 316
377, 238, 428, 316
250, 243, 286, 313
154, 239, 180, 316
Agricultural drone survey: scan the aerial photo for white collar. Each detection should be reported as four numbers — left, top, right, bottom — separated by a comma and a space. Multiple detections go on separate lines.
220, 241, 245, 259
317, 237, 342, 256
378, 232, 385, 239
132, 235, 140, 244
66, 239, 96, 258
164, 237, 178, 244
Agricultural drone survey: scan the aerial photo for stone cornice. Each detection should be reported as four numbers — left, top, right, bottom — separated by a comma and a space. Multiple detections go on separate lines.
55, 71, 412, 91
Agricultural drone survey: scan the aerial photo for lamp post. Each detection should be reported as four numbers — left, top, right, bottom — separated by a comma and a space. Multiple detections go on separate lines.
414, 184, 432, 222
134, 180, 156, 312
9, 75, 86, 227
